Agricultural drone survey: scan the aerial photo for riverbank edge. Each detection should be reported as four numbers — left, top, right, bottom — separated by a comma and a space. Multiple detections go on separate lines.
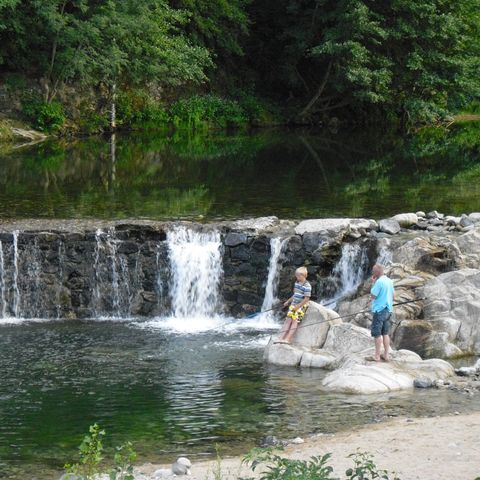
136, 412, 480, 480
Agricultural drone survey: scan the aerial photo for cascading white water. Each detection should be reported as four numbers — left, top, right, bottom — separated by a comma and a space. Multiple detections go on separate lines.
327, 242, 369, 303
155, 245, 164, 306
167, 227, 223, 318
106, 233, 121, 317
261, 237, 287, 312
12, 230, 20, 318
0, 241, 6, 318
376, 239, 393, 266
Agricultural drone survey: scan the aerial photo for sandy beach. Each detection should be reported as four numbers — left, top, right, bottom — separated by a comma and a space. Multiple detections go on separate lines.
138, 412, 480, 480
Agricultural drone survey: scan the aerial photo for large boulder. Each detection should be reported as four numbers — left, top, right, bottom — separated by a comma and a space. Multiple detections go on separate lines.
263, 302, 341, 367
392, 236, 461, 274
294, 302, 341, 348
422, 268, 480, 356
322, 353, 454, 394
455, 227, 480, 267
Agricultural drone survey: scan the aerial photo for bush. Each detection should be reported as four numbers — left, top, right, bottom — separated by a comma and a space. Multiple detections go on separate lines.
242, 448, 401, 480
64, 424, 137, 480
116, 89, 169, 128
21, 95, 66, 132
170, 94, 248, 130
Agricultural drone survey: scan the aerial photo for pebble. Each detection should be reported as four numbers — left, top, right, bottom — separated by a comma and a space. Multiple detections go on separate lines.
291, 437, 305, 444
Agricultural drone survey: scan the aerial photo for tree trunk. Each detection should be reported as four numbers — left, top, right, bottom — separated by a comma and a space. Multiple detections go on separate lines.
45, 0, 67, 103
109, 132, 116, 190
299, 61, 333, 118
110, 82, 117, 130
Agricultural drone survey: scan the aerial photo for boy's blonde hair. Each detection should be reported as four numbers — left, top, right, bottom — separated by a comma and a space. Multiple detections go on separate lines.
295, 266, 308, 277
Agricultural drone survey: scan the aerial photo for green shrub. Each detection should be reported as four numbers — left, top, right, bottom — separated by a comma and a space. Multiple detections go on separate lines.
78, 107, 110, 135
64, 424, 137, 480
170, 94, 248, 130
117, 89, 169, 128
346, 451, 401, 480
243, 448, 336, 480
242, 448, 401, 480
64, 423, 105, 480
21, 95, 66, 132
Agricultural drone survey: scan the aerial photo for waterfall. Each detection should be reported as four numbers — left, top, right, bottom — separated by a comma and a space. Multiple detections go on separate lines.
12, 230, 20, 318
92, 228, 145, 318
325, 242, 370, 304
167, 227, 223, 318
0, 241, 6, 318
106, 233, 121, 317
261, 237, 287, 312
376, 239, 393, 266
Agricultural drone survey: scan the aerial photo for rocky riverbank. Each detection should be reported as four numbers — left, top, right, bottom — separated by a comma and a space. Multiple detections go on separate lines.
131, 412, 480, 480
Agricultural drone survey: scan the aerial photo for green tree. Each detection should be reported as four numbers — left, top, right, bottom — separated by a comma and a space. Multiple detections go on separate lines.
0, 0, 212, 110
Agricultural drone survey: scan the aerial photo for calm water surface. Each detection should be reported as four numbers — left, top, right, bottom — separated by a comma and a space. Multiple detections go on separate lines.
1, 125, 479, 220
0, 317, 479, 479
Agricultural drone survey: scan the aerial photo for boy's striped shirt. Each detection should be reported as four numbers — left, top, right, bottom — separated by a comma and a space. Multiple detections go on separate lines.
292, 281, 312, 305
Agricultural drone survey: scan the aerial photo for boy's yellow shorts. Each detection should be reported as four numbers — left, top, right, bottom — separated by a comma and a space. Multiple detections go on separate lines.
287, 304, 308, 322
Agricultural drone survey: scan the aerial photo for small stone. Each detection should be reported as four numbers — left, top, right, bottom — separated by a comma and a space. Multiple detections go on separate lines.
153, 468, 173, 479
416, 211, 426, 218
427, 210, 444, 220
172, 457, 192, 475
454, 411, 460, 415
260, 435, 280, 447
414, 378, 433, 389
445, 216, 460, 225
291, 437, 305, 444
415, 220, 429, 230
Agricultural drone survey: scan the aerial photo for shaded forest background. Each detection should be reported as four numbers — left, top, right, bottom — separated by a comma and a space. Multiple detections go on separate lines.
0, 0, 479, 133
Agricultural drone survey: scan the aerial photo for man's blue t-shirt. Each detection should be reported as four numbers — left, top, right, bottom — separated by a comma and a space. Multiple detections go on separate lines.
371, 275, 394, 313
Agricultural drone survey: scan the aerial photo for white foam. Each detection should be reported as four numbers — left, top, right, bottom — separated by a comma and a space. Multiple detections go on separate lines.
132, 314, 280, 335
0, 316, 53, 326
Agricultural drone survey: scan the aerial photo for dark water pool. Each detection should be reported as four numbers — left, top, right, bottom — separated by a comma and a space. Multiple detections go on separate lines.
1, 317, 479, 479
1, 125, 479, 221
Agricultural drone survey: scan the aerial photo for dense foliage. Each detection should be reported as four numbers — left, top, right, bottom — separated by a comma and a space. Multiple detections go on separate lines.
0, 0, 479, 128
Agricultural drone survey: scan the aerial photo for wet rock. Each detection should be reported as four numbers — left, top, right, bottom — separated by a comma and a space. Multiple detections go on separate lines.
379, 219, 401, 235
224, 232, 248, 247
460, 214, 474, 228
414, 378, 434, 388
259, 435, 282, 447
427, 210, 444, 220
468, 212, 480, 223
391, 213, 418, 227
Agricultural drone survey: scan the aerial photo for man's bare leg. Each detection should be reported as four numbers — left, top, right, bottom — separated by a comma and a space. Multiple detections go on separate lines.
382, 335, 390, 361
374, 336, 382, 361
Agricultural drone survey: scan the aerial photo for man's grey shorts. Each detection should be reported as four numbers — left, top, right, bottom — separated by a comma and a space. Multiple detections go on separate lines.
371, 308, 391, 337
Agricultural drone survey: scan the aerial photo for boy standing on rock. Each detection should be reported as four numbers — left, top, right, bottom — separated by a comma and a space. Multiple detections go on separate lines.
275, 267, 311, 344
370, 264, 394, 362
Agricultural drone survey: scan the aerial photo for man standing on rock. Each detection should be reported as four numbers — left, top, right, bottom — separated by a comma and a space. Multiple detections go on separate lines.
370, 264, 394, 362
